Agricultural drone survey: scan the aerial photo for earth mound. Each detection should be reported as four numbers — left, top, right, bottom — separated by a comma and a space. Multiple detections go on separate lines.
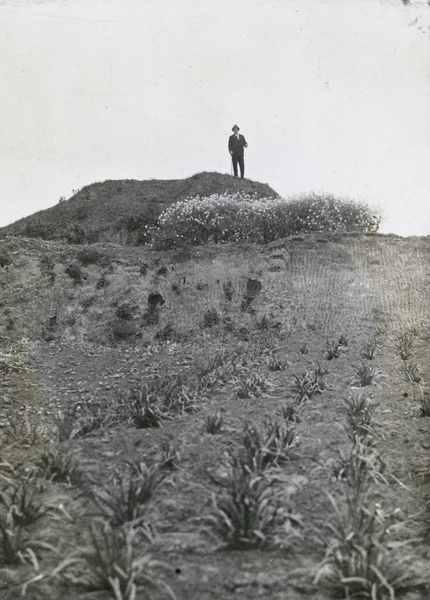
0, 172, 279, 246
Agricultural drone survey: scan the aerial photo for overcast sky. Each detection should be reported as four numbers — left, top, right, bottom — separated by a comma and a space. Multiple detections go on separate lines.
1, 0, 429, 235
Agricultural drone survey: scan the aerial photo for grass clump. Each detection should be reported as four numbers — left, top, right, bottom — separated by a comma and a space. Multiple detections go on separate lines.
207, 455, 301, 549
89, 463, 163, 528
37, 448, 86, 486
314, 491, 424, 600
153, 192, 381, 248
419, 394, 430, 417
292, 368, 326, 403
394, 330, 416, 361
66, 523, 174, 600
361, 338, 378, 360
403, 361, 422, 383
341, 394, 376, 443
205, 411, 223, 434
279, 402, 303, 423
235, 370, 269, 398
351, 362, 384, 387
238, 422, 296, 473
0, 478, 50, 564
159, 441, 181, 470
325, 339, 341, 360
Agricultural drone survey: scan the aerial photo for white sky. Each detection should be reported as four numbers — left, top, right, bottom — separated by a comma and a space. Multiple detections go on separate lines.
1, 0, 429, 235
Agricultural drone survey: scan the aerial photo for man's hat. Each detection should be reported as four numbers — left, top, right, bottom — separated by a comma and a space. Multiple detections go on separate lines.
232, 124, 240, 131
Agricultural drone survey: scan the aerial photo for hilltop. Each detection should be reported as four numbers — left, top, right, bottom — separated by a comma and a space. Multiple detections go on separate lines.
0, 172, 279, 245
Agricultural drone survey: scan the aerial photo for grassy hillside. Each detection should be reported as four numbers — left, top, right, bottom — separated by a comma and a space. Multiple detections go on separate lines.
0, 232, 429, 600
0, 172, 279, 245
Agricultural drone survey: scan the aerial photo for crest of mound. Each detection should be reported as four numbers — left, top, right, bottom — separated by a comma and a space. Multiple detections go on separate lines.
0, 172, 279, 246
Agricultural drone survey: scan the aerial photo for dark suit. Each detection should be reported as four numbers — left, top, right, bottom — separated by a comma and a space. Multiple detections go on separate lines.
228, 133, 248, 178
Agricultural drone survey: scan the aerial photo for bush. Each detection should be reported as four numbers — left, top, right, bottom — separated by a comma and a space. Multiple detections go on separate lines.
115, 303, 134, 320
77, 247, 102, 266
111, 320, 136, 340
65, 263, 83, 282
152, 192, 381, 248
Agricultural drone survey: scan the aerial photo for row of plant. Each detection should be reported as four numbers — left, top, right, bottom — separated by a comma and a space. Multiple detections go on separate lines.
1, 326, 428, 598
313, 387, 427, 599
0, 446, 177, 599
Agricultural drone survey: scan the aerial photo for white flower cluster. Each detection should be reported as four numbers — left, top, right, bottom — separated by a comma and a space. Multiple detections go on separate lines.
154, 192, 380, 247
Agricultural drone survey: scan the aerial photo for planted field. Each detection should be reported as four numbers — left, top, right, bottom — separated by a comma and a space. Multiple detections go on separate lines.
0, 232, 429, 599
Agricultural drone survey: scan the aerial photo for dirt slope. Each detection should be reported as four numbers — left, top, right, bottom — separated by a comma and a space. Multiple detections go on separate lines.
0, 233, 429, 600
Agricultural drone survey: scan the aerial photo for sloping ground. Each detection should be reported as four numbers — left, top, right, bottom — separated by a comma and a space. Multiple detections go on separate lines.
0, 172, 279, 246
0, 233, 429, 600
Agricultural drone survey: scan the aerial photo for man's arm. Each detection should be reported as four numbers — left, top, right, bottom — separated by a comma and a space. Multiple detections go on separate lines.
228, 135, 233, 155
242, 136, 248, 148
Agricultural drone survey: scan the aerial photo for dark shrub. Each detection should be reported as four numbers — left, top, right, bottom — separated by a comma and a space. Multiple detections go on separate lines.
65, 264, 83, 282
0, 253, 12, 268
202, 308, 220, 328
115, 303, 135, 320
111, 320, 136, 340
96, 275, 109, 289
155, 322, 176, 341
139, 262, 149, 276
77, 247, 101, 266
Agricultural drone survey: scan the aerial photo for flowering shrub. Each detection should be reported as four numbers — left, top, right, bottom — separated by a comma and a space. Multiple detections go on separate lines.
152, 192, 381, 248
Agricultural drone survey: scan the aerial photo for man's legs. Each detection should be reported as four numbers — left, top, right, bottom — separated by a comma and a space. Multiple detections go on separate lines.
232, 155, 245, 178
232, 156, 238, 177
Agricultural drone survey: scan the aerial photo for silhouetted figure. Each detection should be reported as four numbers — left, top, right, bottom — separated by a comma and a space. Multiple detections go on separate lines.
228, 124, 248, 178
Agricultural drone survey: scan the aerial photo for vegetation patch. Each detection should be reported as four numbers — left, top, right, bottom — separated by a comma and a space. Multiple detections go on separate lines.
153, 192, 381, 248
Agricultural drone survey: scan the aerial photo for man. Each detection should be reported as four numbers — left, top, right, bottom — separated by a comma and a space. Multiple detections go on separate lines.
228, 124, 248, 178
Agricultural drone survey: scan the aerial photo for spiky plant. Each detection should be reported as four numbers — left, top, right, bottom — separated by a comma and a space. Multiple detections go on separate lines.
74, 396, 125, 437
403, 361, 422, 384
299, 342, 309, 355
292, 369, 325, 403
90, 464, 162, 527
239, 422, 295, 474
314, 492, 426, 599
419, 394, 430, 417
280, 402, 302, 423
206, 458, 299, 549
0, 479, 51, 528
51, 403, 80, 441
235, 370, 269, 399
0, 479, 49, 564
71, 523, 175, 600
361, 338, 378, 360
341, 395, 376, 443
129, 385, 163, 429
338, 334, 348, 347
394, 330, 415, 361
332, 443, 382, 496
351, 362, 384, 387
37, 448, 85, 486
325, 340, 341, 360
0, 507, 28, 564
268, 354, 287, 371
205, 411, 223, 434
159, 441, 181, 470
261, 421, 296, 467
